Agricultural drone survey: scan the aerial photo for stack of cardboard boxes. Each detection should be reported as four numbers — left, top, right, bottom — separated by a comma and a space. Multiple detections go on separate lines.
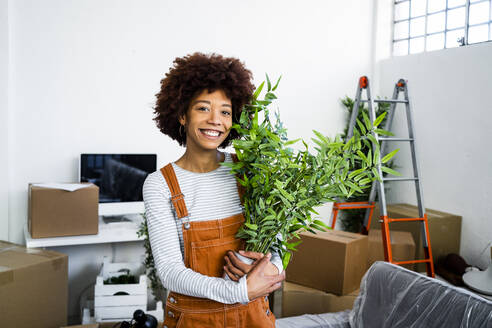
282, 203, 462, 318
0, 183, 100, 328
283, 230, 367, 317
370, 203, 462, 272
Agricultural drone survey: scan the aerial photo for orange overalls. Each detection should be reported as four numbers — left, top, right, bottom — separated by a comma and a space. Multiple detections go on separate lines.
160, 163, 276, 328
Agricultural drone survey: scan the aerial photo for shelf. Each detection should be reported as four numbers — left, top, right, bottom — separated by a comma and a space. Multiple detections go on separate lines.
24, 214, 145, 248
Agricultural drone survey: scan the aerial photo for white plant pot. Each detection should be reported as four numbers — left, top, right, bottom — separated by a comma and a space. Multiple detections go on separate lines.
223, 251, 253, 281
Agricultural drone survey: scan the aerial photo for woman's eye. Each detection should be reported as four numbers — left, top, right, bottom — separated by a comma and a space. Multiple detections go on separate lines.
197, 106, 209, 111
222, 111, 232, 116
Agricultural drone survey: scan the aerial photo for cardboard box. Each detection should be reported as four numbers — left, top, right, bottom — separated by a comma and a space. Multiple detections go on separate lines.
282, 282, 359, 317
370, 203, 462, 271
286, 230, 368, 295
368, 229, 415, 270
29, 183, 99, 238
0, 241, 68, 328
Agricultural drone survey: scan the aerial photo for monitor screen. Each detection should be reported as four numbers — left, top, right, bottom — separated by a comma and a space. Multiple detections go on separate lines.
80, 154, 156, 203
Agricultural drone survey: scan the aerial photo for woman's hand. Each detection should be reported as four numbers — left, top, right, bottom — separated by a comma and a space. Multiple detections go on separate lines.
223, 250, 279, 281
245, 253, 285, 300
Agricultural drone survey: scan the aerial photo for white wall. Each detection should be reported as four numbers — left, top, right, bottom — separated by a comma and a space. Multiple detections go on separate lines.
375, 42, 492, 269
0, 0, 9, 241
5, 0, 376, 322
6, 0, 375, 245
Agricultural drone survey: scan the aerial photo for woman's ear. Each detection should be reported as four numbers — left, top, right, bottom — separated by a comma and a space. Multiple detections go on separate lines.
178, 115, 186, 126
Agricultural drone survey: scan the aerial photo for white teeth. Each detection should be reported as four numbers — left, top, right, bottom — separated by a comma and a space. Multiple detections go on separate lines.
202, 130, 220, 137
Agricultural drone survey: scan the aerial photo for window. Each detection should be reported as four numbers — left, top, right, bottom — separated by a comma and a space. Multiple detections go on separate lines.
393, 0, 492, 55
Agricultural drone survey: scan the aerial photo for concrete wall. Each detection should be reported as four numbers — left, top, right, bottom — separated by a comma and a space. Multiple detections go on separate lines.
375, 42, 492, 269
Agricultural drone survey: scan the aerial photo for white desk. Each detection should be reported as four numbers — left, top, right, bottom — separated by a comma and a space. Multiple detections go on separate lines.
24, 214, 145, 248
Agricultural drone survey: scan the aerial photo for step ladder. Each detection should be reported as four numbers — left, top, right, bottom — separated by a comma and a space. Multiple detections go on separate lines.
330, 76, 435, 277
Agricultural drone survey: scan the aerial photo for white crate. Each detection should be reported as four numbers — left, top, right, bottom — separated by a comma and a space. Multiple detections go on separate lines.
94, 257, 147, 322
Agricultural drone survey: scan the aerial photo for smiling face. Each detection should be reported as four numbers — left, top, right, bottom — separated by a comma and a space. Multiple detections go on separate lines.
179, 89, 233, 151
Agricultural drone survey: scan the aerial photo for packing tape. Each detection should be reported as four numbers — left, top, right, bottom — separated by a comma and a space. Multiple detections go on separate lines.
0, 245, 66, 272
0, 266, 13, 287
24, 248, 66, 271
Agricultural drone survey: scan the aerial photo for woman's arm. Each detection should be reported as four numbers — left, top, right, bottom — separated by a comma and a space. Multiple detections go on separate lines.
143, 173, 249, 304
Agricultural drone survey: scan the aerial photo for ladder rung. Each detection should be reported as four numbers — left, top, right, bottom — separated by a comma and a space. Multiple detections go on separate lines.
386, 217, 425, 222
392, 259, 431, 265
383, 177, 418, 182
379, 137, 413, 142
360, 99, 408, 104
334, 203, 375, 210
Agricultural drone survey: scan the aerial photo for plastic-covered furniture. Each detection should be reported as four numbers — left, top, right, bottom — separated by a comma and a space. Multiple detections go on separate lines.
276, 261, 492, 328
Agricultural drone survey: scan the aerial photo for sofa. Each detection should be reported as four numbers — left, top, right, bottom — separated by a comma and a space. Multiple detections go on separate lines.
276, 261, 492, 328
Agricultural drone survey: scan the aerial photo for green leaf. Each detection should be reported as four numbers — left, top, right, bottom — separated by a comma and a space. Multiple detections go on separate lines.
371, 167, 381, 181
259, 197, 265, 210
362, 111, 372, 130
373, 146, 380, 165
367, 134, 379, 147
381, 149, 399, 163
345, 181, 363, 193
339, 183, 348, 195
357, 150, 368, 164
313, 130, 329, 144
243, 229, 257, 237
282, 251, 292, 269
253, 81, 265, 100
373, 112, 387, 128
261, 215, 276, 222
286, 240, 303, 251
266, 74, 272, 91
244, 223, 258, 230
272, 75, 282, 91
381, 166, 401, 176
374, 128, 394, 136
356, 118, 366, 135
285, 138, 301, 146
313, 219, 330, 230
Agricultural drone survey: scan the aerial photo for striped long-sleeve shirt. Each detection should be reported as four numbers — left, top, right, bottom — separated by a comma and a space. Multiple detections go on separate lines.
142, 152, 284, 304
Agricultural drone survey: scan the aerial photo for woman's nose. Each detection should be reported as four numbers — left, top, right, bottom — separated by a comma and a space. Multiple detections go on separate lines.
208, 109, 221, 124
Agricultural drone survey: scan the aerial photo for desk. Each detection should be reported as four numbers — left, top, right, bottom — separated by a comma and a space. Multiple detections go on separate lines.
24, 214, 145, 248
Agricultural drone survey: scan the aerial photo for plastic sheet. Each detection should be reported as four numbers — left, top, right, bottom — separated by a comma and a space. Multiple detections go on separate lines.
350, 261, 492, 328
276, 310, 350, 328
277, 261, 492, 328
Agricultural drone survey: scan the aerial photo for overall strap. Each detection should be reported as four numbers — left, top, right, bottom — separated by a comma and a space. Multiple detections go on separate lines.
160, 164, 189, 219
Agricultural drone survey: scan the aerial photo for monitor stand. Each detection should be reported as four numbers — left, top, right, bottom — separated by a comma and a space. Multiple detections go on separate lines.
101, 215, 132, 224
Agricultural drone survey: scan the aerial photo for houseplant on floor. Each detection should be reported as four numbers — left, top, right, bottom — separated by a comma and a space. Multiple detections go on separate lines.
337, 96, 397, 232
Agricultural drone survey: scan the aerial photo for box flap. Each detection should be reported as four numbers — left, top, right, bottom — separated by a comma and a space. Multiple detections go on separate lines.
300, 230, 367, 244
30, 182, 98, 192
284, 281, 359, 296
0, 241, 67, 270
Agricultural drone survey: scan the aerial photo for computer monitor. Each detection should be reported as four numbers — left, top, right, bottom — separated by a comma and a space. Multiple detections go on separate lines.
79, 154, 157, 217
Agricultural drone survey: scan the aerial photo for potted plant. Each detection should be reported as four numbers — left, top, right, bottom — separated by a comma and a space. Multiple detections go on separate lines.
223, 75, 398, 269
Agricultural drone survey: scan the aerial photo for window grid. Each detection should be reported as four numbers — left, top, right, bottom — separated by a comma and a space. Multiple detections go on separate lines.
393, 0, 492, 55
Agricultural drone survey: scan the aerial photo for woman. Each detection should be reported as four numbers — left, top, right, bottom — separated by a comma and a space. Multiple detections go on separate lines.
143, 52, 285, 328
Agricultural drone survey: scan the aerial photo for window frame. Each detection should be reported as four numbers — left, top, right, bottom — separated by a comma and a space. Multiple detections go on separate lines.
392, 0, 492, 55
